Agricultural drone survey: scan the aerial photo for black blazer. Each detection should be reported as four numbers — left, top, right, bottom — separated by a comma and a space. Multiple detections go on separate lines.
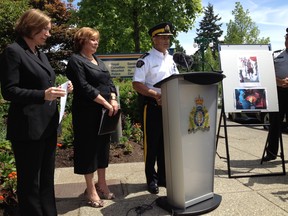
66, 53, 117, 140
66, 53, 117, 106
0, 37, 58, 141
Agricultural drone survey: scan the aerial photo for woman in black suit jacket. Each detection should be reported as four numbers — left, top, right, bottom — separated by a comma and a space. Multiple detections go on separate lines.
66, 27, 119, 208
0, 9, 70, 216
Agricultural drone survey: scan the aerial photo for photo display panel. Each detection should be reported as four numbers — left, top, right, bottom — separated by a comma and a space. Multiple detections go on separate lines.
219, 44, 278, 113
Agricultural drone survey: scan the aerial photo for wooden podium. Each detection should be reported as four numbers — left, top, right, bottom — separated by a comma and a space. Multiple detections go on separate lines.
154, 72, 225, 215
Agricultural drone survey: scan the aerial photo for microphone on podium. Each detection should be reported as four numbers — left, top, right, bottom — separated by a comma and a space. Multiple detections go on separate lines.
173, 52, 223, 73
173, 52, 193, 72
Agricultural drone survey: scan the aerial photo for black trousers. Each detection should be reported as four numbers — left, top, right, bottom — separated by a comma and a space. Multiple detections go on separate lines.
267, 87, 288, 156
143, 102, 166, 186
11, 133, 57, 216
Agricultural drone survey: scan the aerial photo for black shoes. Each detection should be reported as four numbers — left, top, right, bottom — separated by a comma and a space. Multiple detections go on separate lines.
262, 155, 276, 162
147, 183, 159, 194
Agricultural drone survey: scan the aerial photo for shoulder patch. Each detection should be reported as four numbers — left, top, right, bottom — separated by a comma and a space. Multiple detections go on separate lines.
140, 52, 150, 59
136, 60, 145, 68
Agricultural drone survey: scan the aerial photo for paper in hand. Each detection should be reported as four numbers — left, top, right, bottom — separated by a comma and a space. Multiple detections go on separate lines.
59, 81, 69, 123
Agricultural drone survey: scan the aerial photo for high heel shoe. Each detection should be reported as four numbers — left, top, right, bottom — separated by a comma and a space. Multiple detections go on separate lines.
95, 183, 115, 200
84, 189, 104, 208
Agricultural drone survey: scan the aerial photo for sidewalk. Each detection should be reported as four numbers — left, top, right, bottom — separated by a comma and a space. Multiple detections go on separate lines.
54, 122, 288, 216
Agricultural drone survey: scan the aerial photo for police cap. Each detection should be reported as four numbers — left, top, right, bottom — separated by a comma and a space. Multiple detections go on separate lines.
148, 22, 173, 37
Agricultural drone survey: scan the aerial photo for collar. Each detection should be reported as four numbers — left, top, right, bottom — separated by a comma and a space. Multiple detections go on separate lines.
16, 37, 30, 51
151, 47, 169, 58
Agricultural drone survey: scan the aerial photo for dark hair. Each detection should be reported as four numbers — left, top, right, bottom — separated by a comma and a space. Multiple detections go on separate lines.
73, 27, 100, 53
15, 9, 51, 38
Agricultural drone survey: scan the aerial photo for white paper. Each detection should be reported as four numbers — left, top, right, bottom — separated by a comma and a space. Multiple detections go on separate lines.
59, 81, 69, 123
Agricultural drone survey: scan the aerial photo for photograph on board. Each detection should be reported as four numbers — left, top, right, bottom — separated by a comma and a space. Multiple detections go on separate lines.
234, 88, 267, 110
238, 56, 259, 84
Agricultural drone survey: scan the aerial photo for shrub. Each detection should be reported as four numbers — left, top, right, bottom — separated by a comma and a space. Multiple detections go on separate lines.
121, 115, 142, 143
58, 112, 73, 148
113, 78, 141, 124
0, 140, 17, 207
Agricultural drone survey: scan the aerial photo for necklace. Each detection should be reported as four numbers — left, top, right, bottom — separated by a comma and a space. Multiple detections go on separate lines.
30, 48, 38, 56
80, 52, 94, 61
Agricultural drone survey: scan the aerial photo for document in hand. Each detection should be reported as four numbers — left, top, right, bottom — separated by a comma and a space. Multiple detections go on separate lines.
98, 108, 121, 135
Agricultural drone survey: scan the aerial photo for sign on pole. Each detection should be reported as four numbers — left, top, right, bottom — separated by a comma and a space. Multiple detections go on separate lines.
97, 53, 142, 78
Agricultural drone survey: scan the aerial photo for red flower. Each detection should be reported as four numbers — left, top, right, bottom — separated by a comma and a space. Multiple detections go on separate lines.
8, 171, 17, 179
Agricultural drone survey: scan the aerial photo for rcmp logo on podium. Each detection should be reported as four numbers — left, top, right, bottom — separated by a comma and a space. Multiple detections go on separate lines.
188, 95, 210, 133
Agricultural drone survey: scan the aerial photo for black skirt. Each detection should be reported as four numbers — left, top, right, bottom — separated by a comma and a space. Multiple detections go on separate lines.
72, 103, 110, 174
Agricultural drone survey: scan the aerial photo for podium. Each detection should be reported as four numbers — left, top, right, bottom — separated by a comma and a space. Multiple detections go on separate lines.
154, 72, 225, 215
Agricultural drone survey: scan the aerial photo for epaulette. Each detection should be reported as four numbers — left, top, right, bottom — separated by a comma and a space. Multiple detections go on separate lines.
273, 49, 283, 54
140, 52, 150, 59
273, 49, 284, 59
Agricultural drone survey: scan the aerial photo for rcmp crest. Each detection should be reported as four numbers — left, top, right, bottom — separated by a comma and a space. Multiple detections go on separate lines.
164, 24, 170, 33
188, 95, 210, 133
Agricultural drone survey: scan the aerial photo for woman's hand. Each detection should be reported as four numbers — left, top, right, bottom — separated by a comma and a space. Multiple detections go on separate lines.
94, 94, 119, 116
110, 99, 119, 114
107, 104, 114, 116
44, 87, 66, 102
105, 99, 119, 117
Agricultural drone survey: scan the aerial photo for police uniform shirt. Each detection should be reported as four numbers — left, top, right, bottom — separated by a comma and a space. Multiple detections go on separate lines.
133, 47, 179, 94
274, 49, 288, 79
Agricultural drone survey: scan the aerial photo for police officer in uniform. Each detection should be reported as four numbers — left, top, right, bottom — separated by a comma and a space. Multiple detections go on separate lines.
132, 22, 179, 194
263, 28, 288, 161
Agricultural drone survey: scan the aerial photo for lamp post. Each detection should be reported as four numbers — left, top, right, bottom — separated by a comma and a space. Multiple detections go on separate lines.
193, 37, 213, 71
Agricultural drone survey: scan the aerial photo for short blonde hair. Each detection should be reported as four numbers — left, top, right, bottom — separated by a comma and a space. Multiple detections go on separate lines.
73, 27, 100, 53
15, 9, 51, 38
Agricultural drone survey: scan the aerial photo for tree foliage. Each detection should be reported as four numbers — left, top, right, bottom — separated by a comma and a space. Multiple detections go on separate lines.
0, 0, 75, 73
29, 0, 76, 74
193, 3, 223, 71
224, 2, 270, 44
195, 3, 223, 59
74, 0, 202, 54
0, 0, 29, 51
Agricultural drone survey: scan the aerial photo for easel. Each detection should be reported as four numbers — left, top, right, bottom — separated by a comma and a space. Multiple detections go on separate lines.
217, 44, 286, 178
216, 99, 286, 178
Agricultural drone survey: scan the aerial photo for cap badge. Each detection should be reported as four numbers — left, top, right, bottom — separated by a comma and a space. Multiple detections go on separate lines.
164, 25, 170, 33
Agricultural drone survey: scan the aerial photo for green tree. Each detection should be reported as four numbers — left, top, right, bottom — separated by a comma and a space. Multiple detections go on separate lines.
29, 0, 76, 73
0, 0, 76, 73
203, 47, 219, 71
74, 0, 202, 54
224, 2, 270, 44
174, 41, 186, 53
0, 0, 29, 51
195, 3, 223, 58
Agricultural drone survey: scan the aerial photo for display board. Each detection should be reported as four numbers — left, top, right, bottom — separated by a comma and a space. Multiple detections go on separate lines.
219, 44, 278, 113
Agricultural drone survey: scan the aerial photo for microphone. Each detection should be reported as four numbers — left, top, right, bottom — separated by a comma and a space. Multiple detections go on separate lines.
173, 52, 193, 71
173, 52, 223, 73
197, 60, 223, 74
